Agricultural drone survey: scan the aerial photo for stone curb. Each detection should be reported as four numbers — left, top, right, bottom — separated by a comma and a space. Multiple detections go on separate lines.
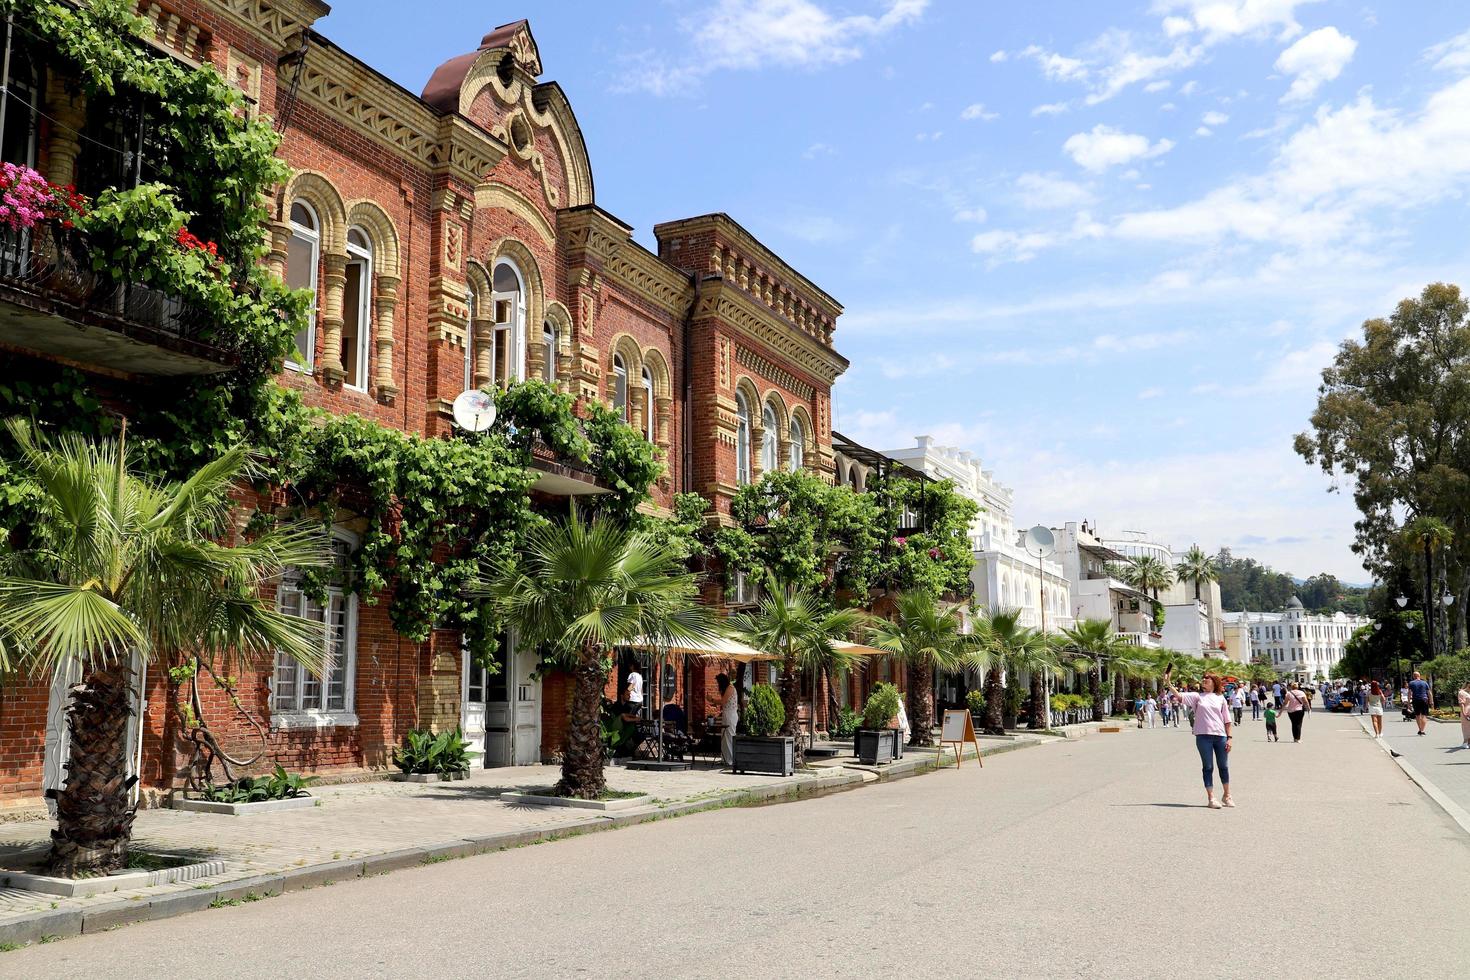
1356, 716, 1470, 839
0, 735, 1055, 949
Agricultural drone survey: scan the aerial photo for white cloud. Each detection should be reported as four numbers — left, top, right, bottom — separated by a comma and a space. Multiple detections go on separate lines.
960, 102, 999, 121
1152, 0, 1324, 44
1032, 102, 1069, 116
1145, 80, 1173, 92
1063, 125, 1176, 172
1202, 110, 1229, 125
914, 130, 943, 141
802, 141, 836, 158
970, 212, 1106, 264
619, 0, 929, 94
1196, 126, 1213, 136
1178, 80, 1199, 96
1425, 29, 1470, 75
952, 207, 988, 223
989, 49, 1008, 63
1014, 172, 1094, 209
1020, 44, 1089, 82
1275, 26, 1356, 103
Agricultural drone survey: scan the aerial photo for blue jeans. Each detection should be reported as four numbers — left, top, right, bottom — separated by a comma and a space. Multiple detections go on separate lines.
1195, 734, 1229, 790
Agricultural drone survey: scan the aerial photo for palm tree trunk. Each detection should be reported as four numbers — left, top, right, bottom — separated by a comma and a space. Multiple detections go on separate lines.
982, 665, 1005, 735
907, 660, 935, 746
1112, 669, 1125, 711
556, 650, 607, 800
1090, 658, 1103, 722
45, 667, 136, 877
778, 650, 805, 766
1028, 669, 1047, 730
822, 664, 840, 736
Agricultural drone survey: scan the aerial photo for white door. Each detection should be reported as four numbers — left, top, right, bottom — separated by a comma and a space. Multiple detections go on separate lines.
462, 656, 488, 763
510, 642, 541, 765
481, 635, 513, 768
43, 657, 143, 816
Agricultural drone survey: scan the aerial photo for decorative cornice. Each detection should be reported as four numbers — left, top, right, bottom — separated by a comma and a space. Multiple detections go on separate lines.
734, 344, 815, 402
560, 208, 690, 317
211, 0, 328, 47
281, 46, 439, 164
475, 182, 555, 249
433, 115, 506, 188
697, 281, 847, 385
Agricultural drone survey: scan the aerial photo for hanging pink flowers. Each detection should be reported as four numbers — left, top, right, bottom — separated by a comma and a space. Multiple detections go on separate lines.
0, 162, 87, 232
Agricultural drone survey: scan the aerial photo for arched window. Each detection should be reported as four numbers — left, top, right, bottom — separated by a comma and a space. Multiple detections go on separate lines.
788, 417, 805, 471
641, 366, 655, 441
612, 353, 629, 422
490, 260, 525, 387
542, 320, 557, 383
285, 200, 320, 370
850, 466, 861, 491
342, 227, 372, 390
463, 290, 476, 391
735, 390, 752, 486
761, 402, 778, 473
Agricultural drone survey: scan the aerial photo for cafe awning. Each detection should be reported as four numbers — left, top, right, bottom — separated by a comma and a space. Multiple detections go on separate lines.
832, 640, 890, 658
620, 635, 779, 662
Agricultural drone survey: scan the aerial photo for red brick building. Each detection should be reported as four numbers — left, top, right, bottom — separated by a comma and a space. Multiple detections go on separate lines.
0, 2, 849, 812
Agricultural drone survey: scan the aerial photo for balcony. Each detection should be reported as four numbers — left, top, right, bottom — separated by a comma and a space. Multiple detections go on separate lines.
526, 436, 608, 497
0, 223, 234, 376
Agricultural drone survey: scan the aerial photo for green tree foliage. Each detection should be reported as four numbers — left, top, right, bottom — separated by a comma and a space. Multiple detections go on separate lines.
1213, 549, 1370, 613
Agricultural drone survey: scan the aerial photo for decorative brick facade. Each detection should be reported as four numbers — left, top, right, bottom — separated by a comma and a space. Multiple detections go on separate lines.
0, 4, 849, 812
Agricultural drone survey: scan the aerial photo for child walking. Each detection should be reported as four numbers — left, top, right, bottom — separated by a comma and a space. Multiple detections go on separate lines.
1263, 703, 1279, 742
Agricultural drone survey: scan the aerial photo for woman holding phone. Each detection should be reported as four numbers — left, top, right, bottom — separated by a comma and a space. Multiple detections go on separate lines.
1164, 668, 1234, 809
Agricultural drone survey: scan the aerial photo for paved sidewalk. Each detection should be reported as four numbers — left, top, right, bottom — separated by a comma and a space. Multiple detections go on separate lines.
1373, 711, 1470, 816
0, 731, 1049, 944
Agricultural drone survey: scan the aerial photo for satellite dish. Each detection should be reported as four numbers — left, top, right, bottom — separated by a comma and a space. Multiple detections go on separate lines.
451, 389, 496, 433
1022, 524, 1056, 558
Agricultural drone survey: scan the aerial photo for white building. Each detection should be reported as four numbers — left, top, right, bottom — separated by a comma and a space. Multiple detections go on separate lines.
1224, 597, 1370, 681
1052, 522, 1157, 646
880, 437, 1072, 635
1100, 529, 1226, 654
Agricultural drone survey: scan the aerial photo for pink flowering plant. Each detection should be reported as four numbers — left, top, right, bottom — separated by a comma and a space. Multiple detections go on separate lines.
0, 162, 87, 232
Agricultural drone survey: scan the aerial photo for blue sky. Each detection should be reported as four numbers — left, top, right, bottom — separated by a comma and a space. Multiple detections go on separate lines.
324, 0, 1470, 584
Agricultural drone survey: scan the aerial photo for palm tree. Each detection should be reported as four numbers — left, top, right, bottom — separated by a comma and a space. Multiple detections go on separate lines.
869, 590, 988, 746
1060, 618, 1120, 722
729, 584, 867, 763
977, 608, 1056, 733
1126, 555, 1173, 600
1173, 545, 1218, 602
1404, 516, 1454, 658
472, 508, 715, 799
0, 422, 329, 877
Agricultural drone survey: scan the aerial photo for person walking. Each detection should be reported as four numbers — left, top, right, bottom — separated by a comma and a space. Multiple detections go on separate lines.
1409, 671, 1433, 736
1165, 670, 1234, 809
1272, 680, 1283, 708
1249, 686, 1261, 721
1263, 701, 1280, 742
716, 673, 738, 767
1365, 681, 1386, 737
1282, 682, 1309, 742
1145, 695, 1157, 729
1230, 688, 1244, 726
1458, 681, 1470, 749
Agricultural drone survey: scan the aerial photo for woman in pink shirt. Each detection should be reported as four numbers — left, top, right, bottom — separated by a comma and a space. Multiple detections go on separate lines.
1165, 670, 1234, 809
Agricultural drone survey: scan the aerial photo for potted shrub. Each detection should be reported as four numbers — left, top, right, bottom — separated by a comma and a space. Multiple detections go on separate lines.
392, 728, 472, 782
966, 689, 986, 727
731, 683, 794, 776
855, 682, 902, 765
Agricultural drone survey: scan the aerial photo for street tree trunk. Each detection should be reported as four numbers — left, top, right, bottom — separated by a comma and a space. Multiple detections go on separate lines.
1029, 669, 1047, 730
778, 649, 805, 766
556, 649, 608, 800
982, 665, 1005, 736
907, 660, 935, 746
45, 667, 136, 877
1089, 658, 1103, 722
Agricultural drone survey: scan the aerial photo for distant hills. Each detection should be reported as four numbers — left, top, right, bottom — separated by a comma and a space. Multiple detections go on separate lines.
1216, 549, 1370, 615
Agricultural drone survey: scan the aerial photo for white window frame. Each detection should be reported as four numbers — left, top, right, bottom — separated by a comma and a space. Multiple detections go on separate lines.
761, 402, 778, 473
735, 390, 752, 485
342, 226, 373, 392
490, 258, 526, 387
613, 354, 629, 422
463, 290, 476, 391
788, 417, 805, 471
271, 530, 359, 729
641, 365, 655, 441
543, 320, 557, 383
285, 199, 320, 373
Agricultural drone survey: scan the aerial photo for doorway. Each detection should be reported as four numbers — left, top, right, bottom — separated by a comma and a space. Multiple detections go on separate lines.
461, 633, 540, 767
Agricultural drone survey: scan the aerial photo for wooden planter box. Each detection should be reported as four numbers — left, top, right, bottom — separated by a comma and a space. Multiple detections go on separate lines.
855, 728, 900, 765
732, 735, 794, 776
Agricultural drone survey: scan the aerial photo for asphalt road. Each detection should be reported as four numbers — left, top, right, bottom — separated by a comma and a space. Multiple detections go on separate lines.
10, 712, 1470, 979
